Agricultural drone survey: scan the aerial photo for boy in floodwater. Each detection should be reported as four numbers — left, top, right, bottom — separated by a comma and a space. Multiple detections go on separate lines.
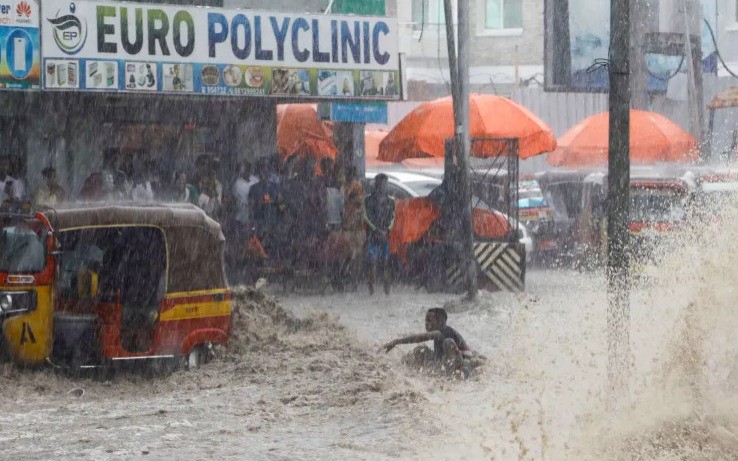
381, 308, 484, 378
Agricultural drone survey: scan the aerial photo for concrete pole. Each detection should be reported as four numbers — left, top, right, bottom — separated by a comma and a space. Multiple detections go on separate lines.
443, 0, 460, 124
443, 0, 459, 176
456, 0, 476, 300
607, 0, 632, 396
629, 0, 650, 110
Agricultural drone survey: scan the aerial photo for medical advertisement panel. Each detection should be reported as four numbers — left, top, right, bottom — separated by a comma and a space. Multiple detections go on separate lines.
40, 0, 400, 98
0, 0, 40, 90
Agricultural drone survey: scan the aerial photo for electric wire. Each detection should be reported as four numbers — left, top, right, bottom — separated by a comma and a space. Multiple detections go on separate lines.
703, 17, 738, 79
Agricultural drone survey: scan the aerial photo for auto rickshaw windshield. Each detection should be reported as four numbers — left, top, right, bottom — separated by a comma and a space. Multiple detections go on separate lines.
0, 220, 46, 273
630, 189, 687, 223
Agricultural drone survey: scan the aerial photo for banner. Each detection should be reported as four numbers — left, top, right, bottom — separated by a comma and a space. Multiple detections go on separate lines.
0, 0, 40, 90
40, 0, 400, 99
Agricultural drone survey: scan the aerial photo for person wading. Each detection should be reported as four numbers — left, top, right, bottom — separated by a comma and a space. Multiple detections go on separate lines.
381, 307, 485, 379
364, 173, 396, 295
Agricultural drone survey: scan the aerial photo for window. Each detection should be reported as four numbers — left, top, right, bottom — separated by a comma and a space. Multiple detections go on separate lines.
0, 222, 45, 273
485, 0, 523, 30
412, 0, 451, 30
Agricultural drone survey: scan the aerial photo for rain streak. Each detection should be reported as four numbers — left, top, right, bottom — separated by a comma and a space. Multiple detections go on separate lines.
1, 0, 738, 460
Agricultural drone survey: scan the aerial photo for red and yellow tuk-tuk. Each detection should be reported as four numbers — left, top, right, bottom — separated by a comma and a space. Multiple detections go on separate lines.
0, 203, 231, 369
574, 169, 697, 262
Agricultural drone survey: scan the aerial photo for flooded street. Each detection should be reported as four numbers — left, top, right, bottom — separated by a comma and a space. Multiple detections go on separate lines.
2, 0, 737, 458
4, 214, 738, 461
3, 201, 738, 461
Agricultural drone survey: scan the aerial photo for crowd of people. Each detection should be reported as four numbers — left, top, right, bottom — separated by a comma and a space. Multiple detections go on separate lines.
237, 155, 396, 294
1, 151, 397, 294
1, 150, 226, 213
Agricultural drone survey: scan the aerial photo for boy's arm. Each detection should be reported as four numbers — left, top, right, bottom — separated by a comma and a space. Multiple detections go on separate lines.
382, 331, 443, 353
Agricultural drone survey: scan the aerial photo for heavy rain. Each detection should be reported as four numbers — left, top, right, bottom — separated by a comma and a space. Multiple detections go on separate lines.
1, 0, 738, 460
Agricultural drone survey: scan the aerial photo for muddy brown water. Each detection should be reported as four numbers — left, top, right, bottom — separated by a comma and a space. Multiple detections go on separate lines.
2, 204, 738, 459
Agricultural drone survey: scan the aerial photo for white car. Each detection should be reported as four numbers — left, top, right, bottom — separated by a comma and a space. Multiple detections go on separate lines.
365, 170, 443, 199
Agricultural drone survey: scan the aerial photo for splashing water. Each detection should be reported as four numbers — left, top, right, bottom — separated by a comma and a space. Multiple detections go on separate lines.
398, 193, 738, 460
2, 198, 738, 459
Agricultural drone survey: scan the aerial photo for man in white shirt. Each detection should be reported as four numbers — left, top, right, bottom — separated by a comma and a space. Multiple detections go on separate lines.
232, 161, 258, 225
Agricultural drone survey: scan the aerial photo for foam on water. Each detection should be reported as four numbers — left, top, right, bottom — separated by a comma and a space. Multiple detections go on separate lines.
398, 194, 738, 460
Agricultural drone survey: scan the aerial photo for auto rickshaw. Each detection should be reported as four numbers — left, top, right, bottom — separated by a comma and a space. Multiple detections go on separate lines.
574, 168, 697, 264
0, 202, 231, 369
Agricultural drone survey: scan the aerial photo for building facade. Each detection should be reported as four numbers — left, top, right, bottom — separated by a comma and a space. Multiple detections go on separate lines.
0, 0, 397, 197
397, 0, 544, 100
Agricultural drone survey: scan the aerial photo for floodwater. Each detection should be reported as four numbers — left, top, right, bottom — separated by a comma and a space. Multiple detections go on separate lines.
2, 207, 738, 460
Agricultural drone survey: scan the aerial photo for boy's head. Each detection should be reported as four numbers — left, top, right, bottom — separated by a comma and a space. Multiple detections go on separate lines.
374, 173, 388, 194
425, 308, 448, 332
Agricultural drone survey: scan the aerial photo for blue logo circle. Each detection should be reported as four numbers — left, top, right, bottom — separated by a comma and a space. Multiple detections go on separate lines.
6, 29, 33, 80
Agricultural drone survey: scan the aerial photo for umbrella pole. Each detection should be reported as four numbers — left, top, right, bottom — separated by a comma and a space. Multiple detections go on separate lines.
607, 0, 632, 399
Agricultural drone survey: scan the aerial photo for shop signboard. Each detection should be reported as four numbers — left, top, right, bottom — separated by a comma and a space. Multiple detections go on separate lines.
39, 0, 400, 99
332, 0, 385, 16
0, 0, 40, 90
317, 101, 387, 123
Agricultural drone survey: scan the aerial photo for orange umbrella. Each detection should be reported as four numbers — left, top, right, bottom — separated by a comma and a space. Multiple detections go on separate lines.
547, 110, 698, 167
365, 129, 388, 160
364, 129, 394, 168
378, 93, 557, 162
276, 104, 338, 161
389, 197, 440, 255
388, 197, 512, 262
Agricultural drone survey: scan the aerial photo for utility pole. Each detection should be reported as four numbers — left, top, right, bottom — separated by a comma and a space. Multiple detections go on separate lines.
629, 0, 650, 110
443, 0, 460, 175
607, 0, 631, 396
444, 0, 477, 300
456, 0, 476, 299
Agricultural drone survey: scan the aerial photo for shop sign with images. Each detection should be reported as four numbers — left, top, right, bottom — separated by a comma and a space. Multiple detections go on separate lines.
39, 0, 400, 99
0, 0, 40, 90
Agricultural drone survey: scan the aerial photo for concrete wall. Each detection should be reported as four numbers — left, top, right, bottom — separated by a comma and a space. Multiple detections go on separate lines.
398, 0, 544, 100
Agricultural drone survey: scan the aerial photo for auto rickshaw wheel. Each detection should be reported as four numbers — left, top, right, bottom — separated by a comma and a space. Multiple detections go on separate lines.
187, 345, 207, 370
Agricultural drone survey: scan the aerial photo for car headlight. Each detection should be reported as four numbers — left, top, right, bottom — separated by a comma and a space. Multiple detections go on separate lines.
0, 291, 36, 315
0, 294, 11, 313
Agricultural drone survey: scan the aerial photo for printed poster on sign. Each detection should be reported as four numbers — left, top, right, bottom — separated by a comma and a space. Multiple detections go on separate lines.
43, 58, 78, 88
163, 63, 193, 92
86, 60, 117, 89
124, 61, 157, 91
39, 0, 399, 99
0, 0, 40, 90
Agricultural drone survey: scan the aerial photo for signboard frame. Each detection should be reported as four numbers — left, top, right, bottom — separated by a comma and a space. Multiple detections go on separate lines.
39, 0, 400, 99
